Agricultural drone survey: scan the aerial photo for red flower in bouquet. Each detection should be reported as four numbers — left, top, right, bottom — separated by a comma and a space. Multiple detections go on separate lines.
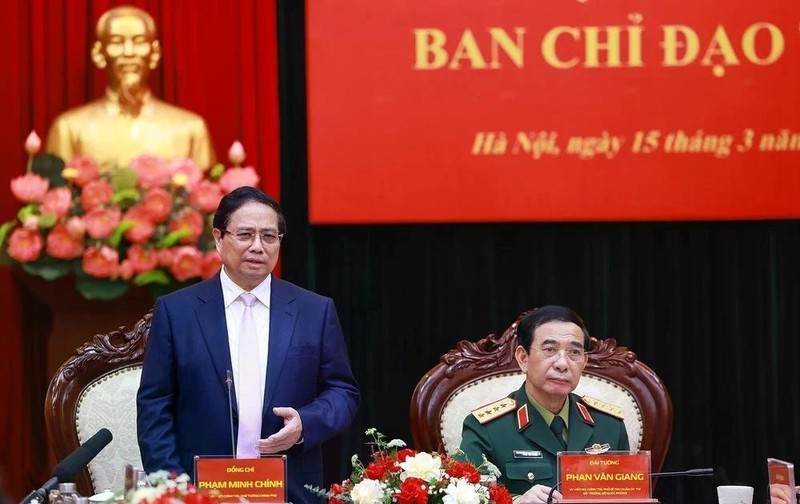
446, 461, 481, 484
487, 483, 512, 504
328, 483, 347, 504
0, 133, 262, 300
364, 456, 396, 480
397, 477, 429, 504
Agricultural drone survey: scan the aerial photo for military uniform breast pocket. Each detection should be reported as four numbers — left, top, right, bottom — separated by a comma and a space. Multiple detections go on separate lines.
504, 460, 555, 494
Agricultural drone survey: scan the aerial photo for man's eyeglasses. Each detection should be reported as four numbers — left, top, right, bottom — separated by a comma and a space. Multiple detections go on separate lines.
222, 229, 283, 246
536, 346, 587, 362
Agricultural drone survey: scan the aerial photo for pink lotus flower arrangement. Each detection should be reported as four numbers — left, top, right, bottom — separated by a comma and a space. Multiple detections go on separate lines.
0, 132, 261, 300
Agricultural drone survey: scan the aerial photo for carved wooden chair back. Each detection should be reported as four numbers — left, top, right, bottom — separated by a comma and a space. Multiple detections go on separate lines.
45, 312, 152, 495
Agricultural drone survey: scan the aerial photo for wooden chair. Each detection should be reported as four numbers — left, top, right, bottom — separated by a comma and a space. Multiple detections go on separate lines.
409, 311, 673, 472
45, 312, 152, 495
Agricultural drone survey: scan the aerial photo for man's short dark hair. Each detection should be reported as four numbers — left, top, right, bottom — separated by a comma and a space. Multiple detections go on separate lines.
516, 305, 591, 353
213, 186, 287, 235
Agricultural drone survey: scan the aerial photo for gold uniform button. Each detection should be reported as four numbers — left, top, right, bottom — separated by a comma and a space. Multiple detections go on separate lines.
527, 472, 535, 481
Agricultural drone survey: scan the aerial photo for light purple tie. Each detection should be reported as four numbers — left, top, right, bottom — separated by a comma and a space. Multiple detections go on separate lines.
236, 292, 262, 458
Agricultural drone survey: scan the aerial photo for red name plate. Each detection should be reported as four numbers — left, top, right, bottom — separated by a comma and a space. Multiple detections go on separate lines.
195, 456, 287, 503
558, 452, 651, 501
768, 458, 796, 488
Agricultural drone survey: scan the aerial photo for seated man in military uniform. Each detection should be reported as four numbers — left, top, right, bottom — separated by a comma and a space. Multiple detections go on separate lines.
459, 305, 629, 504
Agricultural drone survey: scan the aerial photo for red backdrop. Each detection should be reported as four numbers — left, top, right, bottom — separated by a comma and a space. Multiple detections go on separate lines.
307, 0, 800, 223
0, 1, 279, 498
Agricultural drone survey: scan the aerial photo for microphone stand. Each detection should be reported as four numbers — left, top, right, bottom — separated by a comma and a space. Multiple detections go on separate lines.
226, 370, 237, 458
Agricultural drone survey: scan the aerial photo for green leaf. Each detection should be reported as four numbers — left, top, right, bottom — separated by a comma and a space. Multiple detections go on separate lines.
31, 154, 67, 187
133, 269, 171, 286
21, 257, 75, 280
38, 212, 57, 229
209, 163, 225, 179
156, 228, 190, 248
75, 273, 130, 300
110, 188, 141, 207
0, 220, 17, 249
110, 166, 138, 191
17, 204, 38, 221
109, 220, 137, 248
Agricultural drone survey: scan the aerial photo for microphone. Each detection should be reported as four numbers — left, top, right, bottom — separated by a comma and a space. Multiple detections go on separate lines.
20, 428, 113, 504
226, 369, 236, 458
545, 468, 714, 504
651, 467, 715, 478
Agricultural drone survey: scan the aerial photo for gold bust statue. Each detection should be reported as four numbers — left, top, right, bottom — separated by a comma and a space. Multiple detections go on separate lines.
46, 6, 216, 168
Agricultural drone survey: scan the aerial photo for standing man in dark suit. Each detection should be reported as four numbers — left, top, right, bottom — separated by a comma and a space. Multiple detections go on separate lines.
137, 186, 360, 504
459, 305, 629, 503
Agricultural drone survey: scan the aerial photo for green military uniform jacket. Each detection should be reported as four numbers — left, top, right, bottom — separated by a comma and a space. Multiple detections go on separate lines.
459, 384, 630, 495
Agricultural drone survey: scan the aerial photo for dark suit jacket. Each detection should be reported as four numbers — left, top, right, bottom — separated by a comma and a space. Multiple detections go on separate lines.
459, 384, 629, 494
137, 275, 360, 504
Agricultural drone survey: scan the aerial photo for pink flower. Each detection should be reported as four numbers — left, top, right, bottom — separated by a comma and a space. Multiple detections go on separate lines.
83, 208, 121, 239
11, 173, 49, 203
7, 228, 43, 262
139, 188, 173, 223
201, 250, 222, 279
170, 246, 203, 281
25, 131, 41, 155
82, 246, 119, 278
131, 154, 173, 189
46, 223, 84, 259
189, 180, 223, 212
125, 244, 158, 274
171, 159, 203, 191
117, 260, 135, 280
168, 209, 204, 244
228, 141, 246, 165
122, 207, 156, 243
41, 187, 72, 219
67, 156, 100, 187
65, 217, 85, 237
156, 248, 175, 268
124, 217, 155, 244
80, 179, 113, 211
219, 167, 259, 193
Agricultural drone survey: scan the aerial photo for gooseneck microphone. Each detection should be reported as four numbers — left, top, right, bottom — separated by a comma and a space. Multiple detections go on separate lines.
226, 369, 237, 457
545, 467, 714, 504
651, 467, 715, 478
20, 428, 113, 504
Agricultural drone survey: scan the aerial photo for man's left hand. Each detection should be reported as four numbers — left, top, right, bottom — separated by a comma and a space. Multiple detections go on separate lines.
256, 407, 304, 454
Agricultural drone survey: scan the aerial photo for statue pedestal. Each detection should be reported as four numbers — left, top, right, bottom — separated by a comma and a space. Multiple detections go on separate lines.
14, 269, 155, 474
15, 270, 155, 379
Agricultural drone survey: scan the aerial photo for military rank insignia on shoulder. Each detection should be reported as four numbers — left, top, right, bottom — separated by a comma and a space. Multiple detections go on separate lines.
471, 397, 516, 424
580, 395, 625, 420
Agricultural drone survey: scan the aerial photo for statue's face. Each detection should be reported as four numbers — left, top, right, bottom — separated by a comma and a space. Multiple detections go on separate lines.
99, 15, 156, 90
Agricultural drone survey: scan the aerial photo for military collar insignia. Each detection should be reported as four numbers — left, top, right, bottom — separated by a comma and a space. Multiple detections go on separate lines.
581, 395, 625, 420
471, 397, 516, 425
585, 443, 611, 455
517, 403, 530, 430
576, 401, 595, 425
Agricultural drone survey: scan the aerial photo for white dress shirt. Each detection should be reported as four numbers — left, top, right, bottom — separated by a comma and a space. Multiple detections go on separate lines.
220, 266, 271, 408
